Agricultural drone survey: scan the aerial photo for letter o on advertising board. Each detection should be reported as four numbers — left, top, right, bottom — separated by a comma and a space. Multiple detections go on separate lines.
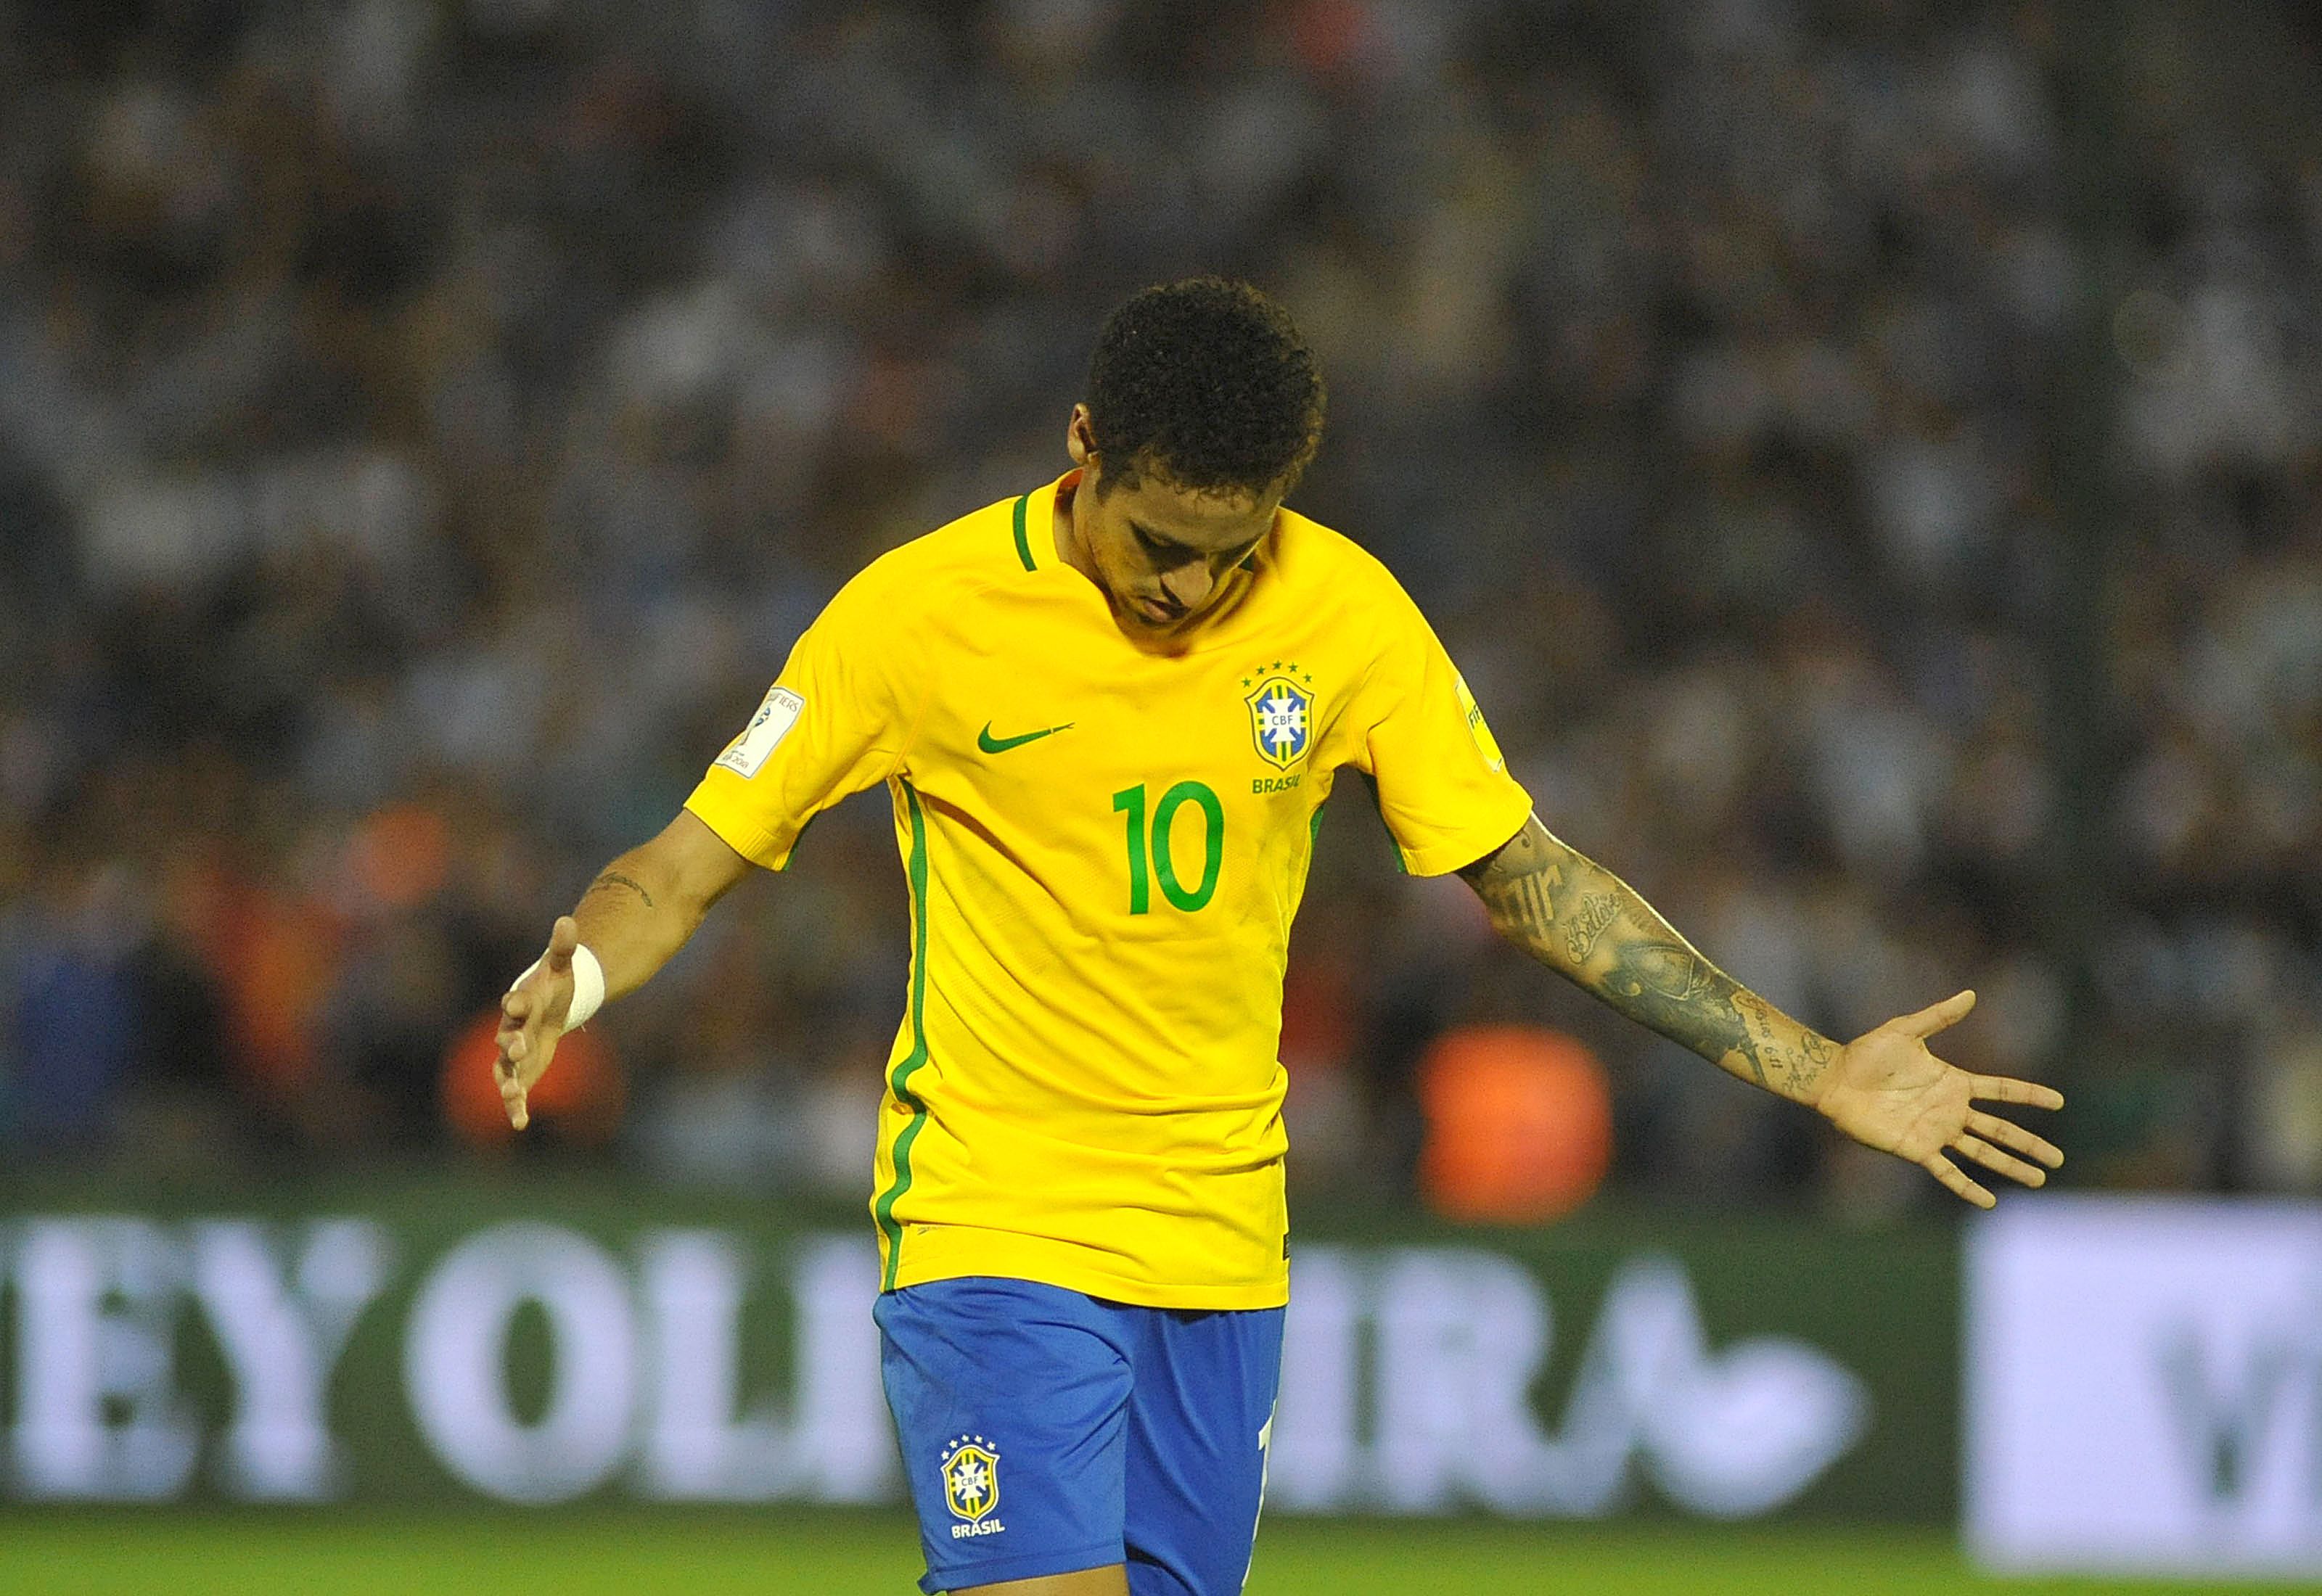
404, 1222, 635, 1502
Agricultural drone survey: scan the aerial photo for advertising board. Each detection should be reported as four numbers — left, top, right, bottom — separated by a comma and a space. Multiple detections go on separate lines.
0, 1188, 1954, 1520
1966, 1196, 2322, 1576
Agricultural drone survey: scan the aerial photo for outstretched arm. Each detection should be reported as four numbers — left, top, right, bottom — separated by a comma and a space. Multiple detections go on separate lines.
1456, 815, 2063, 1206
1457, 818, 1837, 1099
494, 809, 753, 1129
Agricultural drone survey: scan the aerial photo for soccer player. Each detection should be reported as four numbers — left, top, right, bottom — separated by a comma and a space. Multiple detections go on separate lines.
493, 279, 2063, 1595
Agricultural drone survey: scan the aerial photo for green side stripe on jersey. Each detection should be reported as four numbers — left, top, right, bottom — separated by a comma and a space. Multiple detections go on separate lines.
1356, 771, 1409, 873
873, 781, 934, 1290
775, 814, 818, 872
1011, 493, 1035, 572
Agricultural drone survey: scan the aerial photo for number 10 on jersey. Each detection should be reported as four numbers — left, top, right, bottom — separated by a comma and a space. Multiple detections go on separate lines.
1112, 781, 1223, 913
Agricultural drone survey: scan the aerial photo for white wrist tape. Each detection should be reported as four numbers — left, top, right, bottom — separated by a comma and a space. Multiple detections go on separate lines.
510, 943, 606, 1029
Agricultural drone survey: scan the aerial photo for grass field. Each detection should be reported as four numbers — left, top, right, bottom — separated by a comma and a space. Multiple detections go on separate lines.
1, 1513, 2313, 1596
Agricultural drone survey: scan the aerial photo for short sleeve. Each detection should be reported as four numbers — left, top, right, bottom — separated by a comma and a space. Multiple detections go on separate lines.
684, 567, 920, 870
1345, 585, 1534, 876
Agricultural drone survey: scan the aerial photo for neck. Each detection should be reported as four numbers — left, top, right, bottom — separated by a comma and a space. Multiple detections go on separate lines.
1053, 469, 1098, 585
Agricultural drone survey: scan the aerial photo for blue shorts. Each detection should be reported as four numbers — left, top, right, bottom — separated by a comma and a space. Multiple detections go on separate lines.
874, 1277, 1284, 1595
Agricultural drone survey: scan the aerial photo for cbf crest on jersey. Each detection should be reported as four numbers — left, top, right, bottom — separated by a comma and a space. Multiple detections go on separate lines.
1244, 663, 1316, 770
940, 1435, 1004, 1537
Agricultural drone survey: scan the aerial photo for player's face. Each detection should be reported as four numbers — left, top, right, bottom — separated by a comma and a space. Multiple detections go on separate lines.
1062, 406, 1281, 635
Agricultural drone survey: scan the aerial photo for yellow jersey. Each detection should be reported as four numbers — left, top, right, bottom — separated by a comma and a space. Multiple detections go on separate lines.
684, 474, 1533, 1308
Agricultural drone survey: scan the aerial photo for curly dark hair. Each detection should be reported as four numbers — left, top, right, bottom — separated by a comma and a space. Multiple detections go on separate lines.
1085, 278, 1326, 500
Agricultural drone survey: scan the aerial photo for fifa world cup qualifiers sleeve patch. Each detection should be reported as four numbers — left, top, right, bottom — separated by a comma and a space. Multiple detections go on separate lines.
714, 687, 805, 779
1453, 673, 1506, 773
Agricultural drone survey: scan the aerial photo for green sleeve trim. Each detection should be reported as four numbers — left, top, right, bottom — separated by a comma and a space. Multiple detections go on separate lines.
1011, 493, 1036, 572
774, 814, 818, 872
873, 780, 934, 1290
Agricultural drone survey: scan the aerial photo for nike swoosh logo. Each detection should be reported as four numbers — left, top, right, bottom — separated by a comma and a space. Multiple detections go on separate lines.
977, 721, 1074, 754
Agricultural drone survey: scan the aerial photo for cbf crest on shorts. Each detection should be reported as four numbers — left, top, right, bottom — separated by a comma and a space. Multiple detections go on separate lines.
940, 1434, 1004, 1539
1244, 664, 1315, 770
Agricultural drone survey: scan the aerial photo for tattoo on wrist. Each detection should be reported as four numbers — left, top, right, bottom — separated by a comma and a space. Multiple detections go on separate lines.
1739, 991, 1839, 1098
1792, 1029, 1836, 1092
587, 871, 657, 910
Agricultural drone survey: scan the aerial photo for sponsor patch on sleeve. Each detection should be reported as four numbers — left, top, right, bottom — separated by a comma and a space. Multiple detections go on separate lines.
714, 687, 805, 779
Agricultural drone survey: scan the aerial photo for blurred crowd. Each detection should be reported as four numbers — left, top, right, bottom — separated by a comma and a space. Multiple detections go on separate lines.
1, 0, 2317, 1214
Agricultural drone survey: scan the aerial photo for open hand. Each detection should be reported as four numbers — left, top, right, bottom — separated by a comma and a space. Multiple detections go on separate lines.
1814, 990, 2064, 1208
495, 916, 581, 1130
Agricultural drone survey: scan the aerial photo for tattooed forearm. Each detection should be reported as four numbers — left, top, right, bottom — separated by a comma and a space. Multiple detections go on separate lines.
1731, 987, 1781, 1090
1609, 942, 1765, 1085
1459, 818, 1837, 1103
1495, 863, 1560, 942
1565, 893, 1620, 963
585, 871, 657, 910
1460, 821, 1563, 944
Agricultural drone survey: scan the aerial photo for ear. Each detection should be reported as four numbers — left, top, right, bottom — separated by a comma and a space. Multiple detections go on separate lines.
1065, 404, 1096, 469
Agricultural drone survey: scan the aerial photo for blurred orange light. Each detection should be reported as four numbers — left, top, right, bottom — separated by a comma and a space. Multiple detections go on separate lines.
1417, 1024, 1613, 1224
347, 803, 450, 911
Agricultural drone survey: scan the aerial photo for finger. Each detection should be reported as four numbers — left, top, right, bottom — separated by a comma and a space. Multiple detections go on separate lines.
501, 987, 530, 1023
1967, 1110, 2063, 1169
1970, 1074, 2064, 1112
546, 915, 580, 974
1953, 1132, 2046, 1189
1922, 1152, 1995, 1209
507, 1088, 528, 1132
1890, 989, 1977, 1040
